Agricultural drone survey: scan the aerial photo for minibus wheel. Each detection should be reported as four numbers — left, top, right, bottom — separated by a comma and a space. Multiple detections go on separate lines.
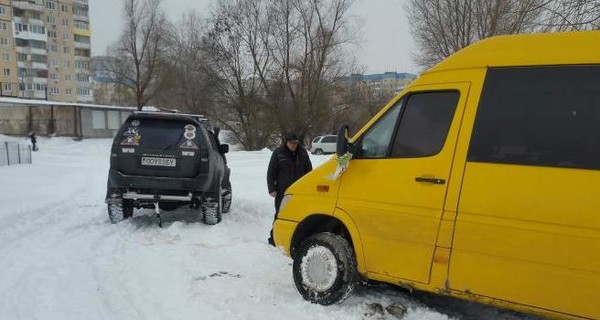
293, 232, 358, 305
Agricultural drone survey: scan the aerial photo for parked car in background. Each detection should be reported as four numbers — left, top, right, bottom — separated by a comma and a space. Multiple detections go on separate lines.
105, 112, 232, 226
309, 135, 337, 154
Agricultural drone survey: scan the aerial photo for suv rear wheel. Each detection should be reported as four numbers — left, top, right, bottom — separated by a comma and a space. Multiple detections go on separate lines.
202, 182, 223, 225
222, 186, 232, 213
107, 200, 133, 223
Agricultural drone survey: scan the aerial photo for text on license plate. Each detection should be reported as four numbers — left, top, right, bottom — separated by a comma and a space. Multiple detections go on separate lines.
141, 157, 176, 167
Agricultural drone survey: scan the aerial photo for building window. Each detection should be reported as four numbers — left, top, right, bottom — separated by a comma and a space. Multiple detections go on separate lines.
63, 59, 71, 67
0, 22, 7, 30
47, 15, 56, 24
50, 73, 58, 80
30, 25, 45, 34
3, 83, 11, 91
65, 74, 72, 81
62, 19, 69, 27
0, 6, 6, 16
66, 88, 73, 95
74, 35, 90, 44
73, 6, 88, 17
63, 47, 70, 54
49, 44, 57, 52
61, 4, 68, 12
3, 68, 10, 76
74, 21, 89, 30
62, 33, 69, 40
92, 111, 106, 129
47, 1, 56, 10
48, 31, 57, 38
75, 60, 90, 70
77, 74, 88, 82
34, 83, 46, 92
77, 87, 91, 96
2, 52, 9, 61
0, 37, 8, 46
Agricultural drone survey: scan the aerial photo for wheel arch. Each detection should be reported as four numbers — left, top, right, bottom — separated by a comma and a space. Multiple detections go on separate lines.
290, 212, 366, 273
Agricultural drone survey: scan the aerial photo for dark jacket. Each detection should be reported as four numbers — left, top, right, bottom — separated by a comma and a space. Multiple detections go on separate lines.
267, 145, 312, 194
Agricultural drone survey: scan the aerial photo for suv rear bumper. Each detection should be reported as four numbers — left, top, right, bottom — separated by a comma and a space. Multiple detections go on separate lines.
106, 168, 215, 198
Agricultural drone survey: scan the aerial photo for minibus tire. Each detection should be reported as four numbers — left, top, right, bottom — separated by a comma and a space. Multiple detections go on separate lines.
293, 232, 358, 305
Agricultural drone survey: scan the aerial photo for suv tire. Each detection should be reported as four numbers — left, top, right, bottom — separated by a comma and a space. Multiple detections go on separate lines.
202, 182, 222, 225
107, 200, 133, 223
293, 232, 358, 305
314, 148, 324, 155
222, 186, 232, 213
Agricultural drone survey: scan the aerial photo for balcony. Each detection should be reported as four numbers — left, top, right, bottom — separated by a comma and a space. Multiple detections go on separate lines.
13, 1, 45, 13
16, 47, 47, 56
14, 30, 48, 43
22, 90, 46, 100
74, 0, 89, 4
77, 95, 93, 103
75, 41, 91, 50
16, 61, 48, 70
73, 14, 89, 22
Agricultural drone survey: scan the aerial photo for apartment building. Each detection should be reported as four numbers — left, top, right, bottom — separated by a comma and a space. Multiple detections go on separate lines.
0, 0, 92, 103
347, 72, 417, 96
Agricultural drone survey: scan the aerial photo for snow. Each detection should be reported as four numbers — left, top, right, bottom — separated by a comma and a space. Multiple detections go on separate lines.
0, 137, 538, 320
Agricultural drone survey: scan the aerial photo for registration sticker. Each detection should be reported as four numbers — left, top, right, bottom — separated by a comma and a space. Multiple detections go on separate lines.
141, 157, 176, 167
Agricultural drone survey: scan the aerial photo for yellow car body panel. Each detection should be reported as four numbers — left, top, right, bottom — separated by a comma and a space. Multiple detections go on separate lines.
273, 30, 600, 320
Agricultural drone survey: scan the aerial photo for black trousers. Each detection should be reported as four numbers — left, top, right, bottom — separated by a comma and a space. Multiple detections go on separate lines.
269, 191, 285, 243
274, 192, 284, 215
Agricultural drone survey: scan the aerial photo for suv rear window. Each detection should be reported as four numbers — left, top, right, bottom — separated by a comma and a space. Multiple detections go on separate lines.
120, 118, 205, 149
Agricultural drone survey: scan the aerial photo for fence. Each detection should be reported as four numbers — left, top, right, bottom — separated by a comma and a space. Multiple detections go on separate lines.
0, 141, 32, 167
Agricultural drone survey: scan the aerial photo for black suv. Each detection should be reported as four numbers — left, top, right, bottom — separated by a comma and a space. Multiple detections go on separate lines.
105, 112, 232, 226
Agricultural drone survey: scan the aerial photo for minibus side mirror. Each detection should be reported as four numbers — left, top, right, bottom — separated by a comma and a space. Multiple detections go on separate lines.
336, 125, 351, 156
219, 144, 229, 154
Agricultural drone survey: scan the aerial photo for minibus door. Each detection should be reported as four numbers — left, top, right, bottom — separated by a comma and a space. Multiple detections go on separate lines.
337, 83, 470, 284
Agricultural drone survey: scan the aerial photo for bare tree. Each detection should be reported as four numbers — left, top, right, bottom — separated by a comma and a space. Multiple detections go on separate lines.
540, 0, 600, 31
266, 0, 358, 139
407, 0, 549, 68
157, 12, 214, 113
109, 0, 172, 110
201, 0, 278, 150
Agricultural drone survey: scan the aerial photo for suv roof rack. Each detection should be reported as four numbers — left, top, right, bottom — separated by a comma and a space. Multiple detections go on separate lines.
132, 111, 209, 122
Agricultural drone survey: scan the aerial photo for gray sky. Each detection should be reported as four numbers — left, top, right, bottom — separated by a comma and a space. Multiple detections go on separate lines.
89, 0, 419, 74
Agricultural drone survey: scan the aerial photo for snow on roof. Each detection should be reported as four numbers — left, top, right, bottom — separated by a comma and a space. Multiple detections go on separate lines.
0, 97, 137, 111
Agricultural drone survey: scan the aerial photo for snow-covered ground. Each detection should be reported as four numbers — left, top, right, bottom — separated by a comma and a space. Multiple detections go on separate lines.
0, 137, 541, 320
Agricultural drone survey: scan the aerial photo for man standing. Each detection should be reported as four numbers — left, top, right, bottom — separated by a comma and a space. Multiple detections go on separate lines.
267, 132, 312, 245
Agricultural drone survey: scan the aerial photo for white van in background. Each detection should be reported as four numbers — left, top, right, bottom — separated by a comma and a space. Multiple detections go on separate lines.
309, 135, 337, 154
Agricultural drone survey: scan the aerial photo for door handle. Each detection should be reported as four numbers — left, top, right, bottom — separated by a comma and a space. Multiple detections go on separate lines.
415, 177, 446, 185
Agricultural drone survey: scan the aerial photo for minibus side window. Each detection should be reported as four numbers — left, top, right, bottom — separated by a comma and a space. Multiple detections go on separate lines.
357, 100, 402, 158
390, 91, 459, 158
469, 65, 600, 170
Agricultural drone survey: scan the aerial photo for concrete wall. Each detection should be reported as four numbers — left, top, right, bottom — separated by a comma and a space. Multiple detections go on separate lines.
0, 105, 132, 138
0, 107, 30, 135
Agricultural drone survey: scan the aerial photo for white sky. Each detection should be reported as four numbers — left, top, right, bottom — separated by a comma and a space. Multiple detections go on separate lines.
89, 0, 419, 74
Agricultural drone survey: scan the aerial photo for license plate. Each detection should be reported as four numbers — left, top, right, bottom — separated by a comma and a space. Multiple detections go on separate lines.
141, 157, 176, 167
